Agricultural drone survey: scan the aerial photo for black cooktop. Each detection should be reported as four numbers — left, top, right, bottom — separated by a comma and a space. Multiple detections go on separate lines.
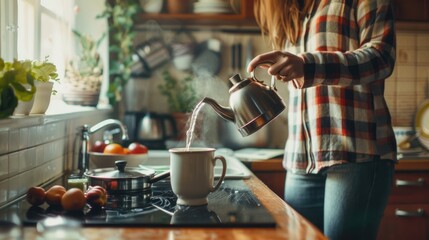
2, 179, 276, 228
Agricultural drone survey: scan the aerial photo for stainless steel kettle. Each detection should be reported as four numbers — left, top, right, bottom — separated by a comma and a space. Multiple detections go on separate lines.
202, 71, 286, 136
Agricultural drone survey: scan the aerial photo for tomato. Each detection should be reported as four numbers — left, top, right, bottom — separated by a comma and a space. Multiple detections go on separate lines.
103, 143, 125, 154
128, 142, 148, 154
91, 140, 107, 153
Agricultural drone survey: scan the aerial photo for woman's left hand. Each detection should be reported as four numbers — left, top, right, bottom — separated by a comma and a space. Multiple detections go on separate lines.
247, 50, 304, 82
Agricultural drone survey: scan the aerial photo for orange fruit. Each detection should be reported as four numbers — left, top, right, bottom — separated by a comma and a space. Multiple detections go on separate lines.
103, 143, 125, 154
123, 148, 130, 154
45, 185, 66, 206
26, 186, 46, 206
61, 188, 86, 211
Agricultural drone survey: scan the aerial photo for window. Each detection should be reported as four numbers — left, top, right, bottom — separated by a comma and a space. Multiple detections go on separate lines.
17, 0, 74, 81
1, 0, 108, 106
0, 0, 18, 60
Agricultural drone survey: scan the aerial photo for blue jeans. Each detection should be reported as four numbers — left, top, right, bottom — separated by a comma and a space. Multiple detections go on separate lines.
284, 160, 394, 240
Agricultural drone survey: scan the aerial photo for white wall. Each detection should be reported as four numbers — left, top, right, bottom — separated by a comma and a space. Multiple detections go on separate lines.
73, 0, 109, 106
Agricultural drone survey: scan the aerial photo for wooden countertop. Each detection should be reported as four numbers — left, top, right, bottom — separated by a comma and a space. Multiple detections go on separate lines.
248, 158, 429, 172
21, 175, 327, 240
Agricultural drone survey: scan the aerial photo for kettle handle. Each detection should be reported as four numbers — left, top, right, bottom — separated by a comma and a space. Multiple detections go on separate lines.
250, 62, 277, 91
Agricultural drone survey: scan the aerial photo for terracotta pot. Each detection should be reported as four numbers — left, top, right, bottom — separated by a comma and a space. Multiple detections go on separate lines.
172, 112, 189, 141
172, 112, 204, 141
167, 0, 192, 13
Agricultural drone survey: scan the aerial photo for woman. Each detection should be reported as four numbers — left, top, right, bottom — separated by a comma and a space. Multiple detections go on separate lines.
247, 0, 397, 239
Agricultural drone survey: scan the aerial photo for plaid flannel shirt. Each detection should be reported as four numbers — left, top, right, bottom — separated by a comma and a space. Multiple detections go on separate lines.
283, 0, 397, 174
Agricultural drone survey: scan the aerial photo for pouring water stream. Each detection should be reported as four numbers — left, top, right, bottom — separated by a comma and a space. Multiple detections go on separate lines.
185, 100, 206, 150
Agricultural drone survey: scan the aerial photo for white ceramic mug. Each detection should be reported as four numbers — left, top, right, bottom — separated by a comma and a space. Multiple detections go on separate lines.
169, 147, 227, 206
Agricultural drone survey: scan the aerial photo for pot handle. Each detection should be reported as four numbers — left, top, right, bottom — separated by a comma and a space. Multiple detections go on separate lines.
149, 170, 171, 184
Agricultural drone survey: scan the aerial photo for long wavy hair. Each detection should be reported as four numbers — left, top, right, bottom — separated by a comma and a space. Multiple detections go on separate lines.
254, 0, 313, 49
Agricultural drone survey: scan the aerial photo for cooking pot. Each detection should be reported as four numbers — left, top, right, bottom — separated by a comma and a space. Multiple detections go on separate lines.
84, 160, 170, 193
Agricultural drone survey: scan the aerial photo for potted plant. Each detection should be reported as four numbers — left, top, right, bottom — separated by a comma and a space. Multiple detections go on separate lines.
29, 57, 60, 114
97, 0, 141, 106
158, 70, 199, 140
0, 57, 58, 118
63, 30, 106, 107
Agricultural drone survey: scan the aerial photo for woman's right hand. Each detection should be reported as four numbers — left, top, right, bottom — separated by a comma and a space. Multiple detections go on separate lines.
247, 50, 304, 82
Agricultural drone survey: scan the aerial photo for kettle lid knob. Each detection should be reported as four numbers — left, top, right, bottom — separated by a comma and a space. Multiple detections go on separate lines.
229, 74, 242, 85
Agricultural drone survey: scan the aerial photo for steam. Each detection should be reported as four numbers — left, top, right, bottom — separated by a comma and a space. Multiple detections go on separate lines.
183, 72, 230, 148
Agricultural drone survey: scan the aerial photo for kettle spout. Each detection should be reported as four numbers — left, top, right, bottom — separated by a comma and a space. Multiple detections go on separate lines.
202, 97, 235, 123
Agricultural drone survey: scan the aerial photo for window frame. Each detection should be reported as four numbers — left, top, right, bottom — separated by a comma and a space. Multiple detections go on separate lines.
0, 0, 18, 61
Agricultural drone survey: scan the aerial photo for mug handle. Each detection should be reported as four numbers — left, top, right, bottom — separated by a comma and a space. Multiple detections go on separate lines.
210, 156, 227, 192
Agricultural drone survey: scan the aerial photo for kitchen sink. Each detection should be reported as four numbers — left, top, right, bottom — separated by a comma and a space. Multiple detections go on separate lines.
142, 150, 252, 179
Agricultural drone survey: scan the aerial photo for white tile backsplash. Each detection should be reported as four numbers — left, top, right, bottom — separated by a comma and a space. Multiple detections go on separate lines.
397, 65, 417, 79
19, 148, 36, 172
34, 165, 45, 184
37, 125, 45, 145
0, 108, 112, 207
27, 126, 38, 148
0, 155, 8, 181
397, 33, 417, 47
8, 152, 19, 176
20, 170, 34, 196
417, 50, 429, 64
391, 31, 429, 126
19, 128, 28, 150
417, 33, 429, 49
0, 130, 8, 154
35, 145, 44, 165
0, 179, 8, 205
8, 130, 19, 152
8, 175, 20, 200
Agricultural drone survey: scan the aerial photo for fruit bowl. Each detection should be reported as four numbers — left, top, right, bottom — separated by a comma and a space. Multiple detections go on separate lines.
88, 152, 148, 169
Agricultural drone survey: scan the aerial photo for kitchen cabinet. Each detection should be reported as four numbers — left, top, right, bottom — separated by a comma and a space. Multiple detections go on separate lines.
138, 0, 429, 26
138, 0, 256, 27
246, 159, 286, 198
378, 167, 429, 240
394, 0, 429, 22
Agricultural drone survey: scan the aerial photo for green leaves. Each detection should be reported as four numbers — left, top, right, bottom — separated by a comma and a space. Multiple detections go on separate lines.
97, 0, 141, 105
158, 70, 198, 113
71, 29, 105, 77
10, 81, 35, 102
0, 86, 18, 119
0, 57, 58, 118
31, 60, 59, 82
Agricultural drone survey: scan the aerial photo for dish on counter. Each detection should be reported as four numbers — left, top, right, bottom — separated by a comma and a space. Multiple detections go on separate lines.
397, 147, 424, 154
414, 99, 429, 149
193, 0, 233, 14
89, 152, 148, 169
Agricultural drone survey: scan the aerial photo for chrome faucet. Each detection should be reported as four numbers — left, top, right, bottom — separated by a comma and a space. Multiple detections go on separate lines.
78, 119, 129, 173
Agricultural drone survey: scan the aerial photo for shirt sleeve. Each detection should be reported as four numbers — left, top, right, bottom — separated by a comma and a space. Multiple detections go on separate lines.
298, 0, 396, 88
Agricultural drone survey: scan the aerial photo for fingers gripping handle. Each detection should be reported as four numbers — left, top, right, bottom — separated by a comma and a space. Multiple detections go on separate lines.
250, 61, 277, 91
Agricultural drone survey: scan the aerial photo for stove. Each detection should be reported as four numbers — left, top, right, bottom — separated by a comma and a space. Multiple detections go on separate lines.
2, 179, 276, 228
